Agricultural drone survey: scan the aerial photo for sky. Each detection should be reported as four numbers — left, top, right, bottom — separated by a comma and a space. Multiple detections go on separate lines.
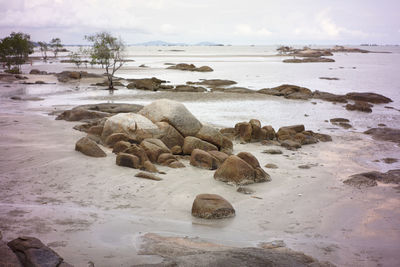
0, 0, 399, 45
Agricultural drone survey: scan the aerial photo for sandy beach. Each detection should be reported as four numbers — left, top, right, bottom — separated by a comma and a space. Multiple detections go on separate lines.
0, 64, 400, 266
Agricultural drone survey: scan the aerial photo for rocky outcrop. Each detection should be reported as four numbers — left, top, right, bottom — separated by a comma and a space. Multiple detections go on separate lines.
75, 137, 106, 157
214, 154, 270, 185
191, 194, 235, 219
167, 63, 213, 72
344, 170, 400, 188
7, 236, 72, 267
346, 101, 373, 113
364, 128, 400, 146
126, 77, 167, 91
183, 136, 218, 155
139, 99, 202, 137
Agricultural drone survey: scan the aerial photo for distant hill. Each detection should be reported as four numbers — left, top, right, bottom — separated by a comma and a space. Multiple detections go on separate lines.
132, 40, 224, 46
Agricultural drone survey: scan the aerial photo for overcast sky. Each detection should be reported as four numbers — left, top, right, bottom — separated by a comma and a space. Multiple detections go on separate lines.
0, 0, 399, 45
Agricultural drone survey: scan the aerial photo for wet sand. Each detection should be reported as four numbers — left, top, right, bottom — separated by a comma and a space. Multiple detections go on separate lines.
0, 76, 400, 266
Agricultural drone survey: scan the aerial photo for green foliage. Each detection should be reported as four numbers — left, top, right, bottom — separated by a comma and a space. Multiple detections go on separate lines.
68, 51, 82, 68
84, 32, 125, 89
0, 32, 34, 71
50, 38, 63, 58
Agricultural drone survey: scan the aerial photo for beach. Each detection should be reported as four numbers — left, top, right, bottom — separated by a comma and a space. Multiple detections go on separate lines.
1, 46, 400, 266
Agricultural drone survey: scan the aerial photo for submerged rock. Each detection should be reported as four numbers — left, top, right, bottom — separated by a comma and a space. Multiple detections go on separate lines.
344, 169, 400, 188
191, 194, 235, 219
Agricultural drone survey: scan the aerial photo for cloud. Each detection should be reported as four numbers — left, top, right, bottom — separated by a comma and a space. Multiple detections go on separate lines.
235, 24, 272, 37
294, 9, 368, 39
160, 24, 176, 34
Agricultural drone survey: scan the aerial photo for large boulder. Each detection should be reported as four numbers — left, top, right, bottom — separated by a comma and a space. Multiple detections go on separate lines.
190, 149, 219, 170
7, 236, 70, 267
208, 150, 229, 165
101, 113, 159, 141
237, 152, 270, 182
191, 194, 235, 219
139, 99, 202, 137
234, 122, 252, 143
195, 125, 224, 148
214, 155, 260, 185
75, 137, 106, 157
0, 240, 22, 267
220, 137, 233, 155
116, 153, 140, 169
156, 122, 185, 149
182, 136, 218, 155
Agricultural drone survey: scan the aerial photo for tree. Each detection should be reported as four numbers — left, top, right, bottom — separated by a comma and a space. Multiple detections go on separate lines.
38, 41, 49, 61
84, 32, 125, 90
50, 38, 63, 58
0, 32, 34, 72
68, 51, 82, 68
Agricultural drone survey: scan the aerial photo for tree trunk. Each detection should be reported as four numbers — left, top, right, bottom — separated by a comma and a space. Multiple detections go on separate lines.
108, 74, 113, 90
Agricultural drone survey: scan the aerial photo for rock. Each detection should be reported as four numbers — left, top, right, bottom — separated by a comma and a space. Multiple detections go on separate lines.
7, 236, 69, 267
265, 163, 278, 169
101, 113, 159, 141
251, 124, 267, 142
69, 71, 81, 79
168, 161, 186, 168
319, 77, 339, 80
330, 118, 350, 123
139, 99, 202, 137
124, 144, 149, 165
236, 187, 255, 194
75, 137, 106, 157
168, 63, 213, 72
283, 57, 335, 63
105, 133, 132, 147
171, 145, 183, 155
220, 127, 236, 140
195, 79, 237, 87
175, 85, 207, 92
116, 153, 140, 168
190, 149, 219, 170
191, 194, 235, 219
29, 69, 41, 74
196, 125, 224, 148
140, 138, 171, 163
344, 170, 400, 187
126, 77, 166, 91
313, 90, 348, 103
195, 66, 213, 72
364, 128, 400, 145
135, 172, 162, 181
143, 160, 159, 173
56, 108, 110, 121
262, 149, 283, 154
259, 84, 313, 100
346, 101, 373, 113
382, 158, 398, 164
182, 136, 218, 155
262, 125, 276, 140
112, 141, 131, 154
312, 133, 332, 142
261, 140, 281, 146
208, 150, 229, 165
221, 87, 255, 94
156, 122, 185, 149
220, 137, 233, 155
280, 140, 302, 150
0, 240, 22, 267
236, 152, 260, 169
234, 122, 252, 143
345, 92, 392, 104
298, 164, 314, 169
88, 125, 104, 136
295, 133, 319, 145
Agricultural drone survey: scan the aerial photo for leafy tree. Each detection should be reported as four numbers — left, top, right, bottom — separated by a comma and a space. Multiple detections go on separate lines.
68, 51, 82, 68
38, 41, 49, 61
50, 38, 63, 58
84, 32, 125, 90
0, 32, 34, 72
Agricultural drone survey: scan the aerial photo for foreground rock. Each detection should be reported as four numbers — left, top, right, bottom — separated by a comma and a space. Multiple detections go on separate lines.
344, 169, 400, 188
192, 194, 235, 219
139, 99, 202, 137
138, 233, 334, 267
75, 137, 106, 157
0, 240, 22, 267
364, 128, 400, 146
8, 236, 72, 267
167, 63, 213, 72
214, 153, 270, 185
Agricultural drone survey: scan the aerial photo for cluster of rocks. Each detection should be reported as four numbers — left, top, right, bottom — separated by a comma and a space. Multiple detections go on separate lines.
330, 118, 352, 129
283, 57, 335, 63
0, 235, 72, 267
166, 63, 213, 72
56, 71, 102, 82
220, 119, 331, 150
344, 169, 400, 188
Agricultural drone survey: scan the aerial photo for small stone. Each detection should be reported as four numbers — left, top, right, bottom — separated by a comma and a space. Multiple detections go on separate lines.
264, 163, 278, 169
262, 149, 283, 155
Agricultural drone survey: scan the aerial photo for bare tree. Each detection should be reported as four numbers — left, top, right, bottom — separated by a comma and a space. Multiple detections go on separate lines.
50, 38, 63, 58
84, 32, 125, 90
38, 41, 49, 61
